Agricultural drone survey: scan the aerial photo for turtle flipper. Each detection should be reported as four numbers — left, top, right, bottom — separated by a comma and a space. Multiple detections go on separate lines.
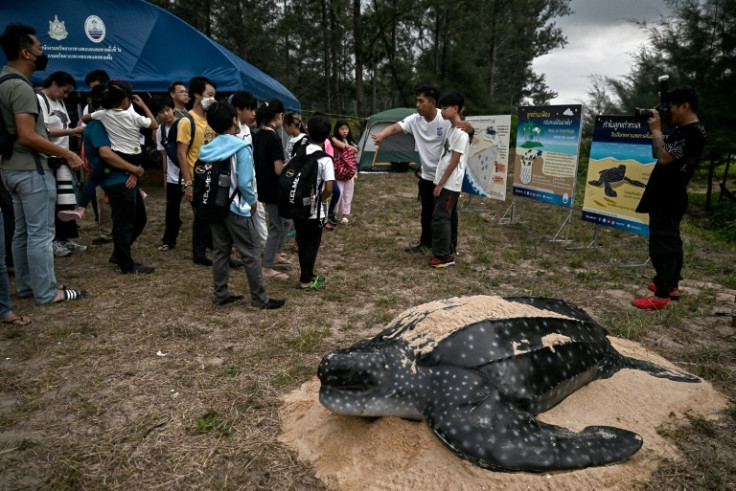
588, 179, 602, 186
604, 182, 618, 197
624, 176, 647, 188
423, 388, 642, 472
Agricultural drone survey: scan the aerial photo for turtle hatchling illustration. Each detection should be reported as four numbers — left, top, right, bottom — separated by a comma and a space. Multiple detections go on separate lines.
588, 164, 646, 197
318, 295, 700, 473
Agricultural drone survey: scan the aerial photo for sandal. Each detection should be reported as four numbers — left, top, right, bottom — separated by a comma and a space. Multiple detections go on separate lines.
1, 314, 31, 326
53, 288, 88, 303
299, 275, 326, 291
157, 244, 174, 252
57, 210, 83, 222
263, 270, 289, 280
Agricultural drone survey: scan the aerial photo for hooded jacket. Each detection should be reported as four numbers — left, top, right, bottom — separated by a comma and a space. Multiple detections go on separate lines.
198, 134, 256, 217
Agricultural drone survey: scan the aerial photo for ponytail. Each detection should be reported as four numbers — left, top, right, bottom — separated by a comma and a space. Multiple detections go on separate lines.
255, 98, 284, 127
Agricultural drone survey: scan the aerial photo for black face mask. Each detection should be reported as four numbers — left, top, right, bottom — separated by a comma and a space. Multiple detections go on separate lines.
32, 53, 49, 72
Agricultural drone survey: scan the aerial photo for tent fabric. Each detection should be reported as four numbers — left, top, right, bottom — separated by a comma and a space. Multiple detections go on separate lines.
357, 107, 419, 171
0, 0, 300, 111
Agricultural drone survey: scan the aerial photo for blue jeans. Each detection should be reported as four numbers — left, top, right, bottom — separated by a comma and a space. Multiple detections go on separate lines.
1, 170, 58, 304
0, 212, 12, 317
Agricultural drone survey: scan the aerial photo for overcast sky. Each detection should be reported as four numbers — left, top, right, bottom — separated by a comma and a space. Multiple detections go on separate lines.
533, 0, 672, 105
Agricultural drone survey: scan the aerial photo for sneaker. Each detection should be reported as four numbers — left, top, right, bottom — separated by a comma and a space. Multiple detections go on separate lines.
61, 240, 87, 252
91, 236, 112, 245
213, 294, 244, 306
324, 222, 334, 231
647, 283, 681, 300
632, 295, 670, 310
340, 217, 350, 225
429, 254, 455, 268
327, 215, 339, 226
193, 256, 213, 266
52, 240, 71, 257
405, 243, 430, 253
260, 298, 286, 310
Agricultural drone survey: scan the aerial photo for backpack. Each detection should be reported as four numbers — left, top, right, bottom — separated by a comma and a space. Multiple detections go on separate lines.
334, 147, 357, 181
289, 134, 309, 158
192, 155, 239, 223
160, 113, 195, 168
0, 74, 44, 174
278, 146, 328, 220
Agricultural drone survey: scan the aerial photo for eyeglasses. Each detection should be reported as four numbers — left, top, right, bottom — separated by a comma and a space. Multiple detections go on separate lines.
175, 90, 188, 94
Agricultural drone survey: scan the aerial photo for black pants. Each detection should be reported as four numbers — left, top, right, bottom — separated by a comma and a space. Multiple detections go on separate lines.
649, 211, 684, 297
419, 178, 458, 251
106, 183, 147, 271
162, 182, 183, 247
190, 203, 213, 261
294, 218, 323, 283
432, 188, 459, 258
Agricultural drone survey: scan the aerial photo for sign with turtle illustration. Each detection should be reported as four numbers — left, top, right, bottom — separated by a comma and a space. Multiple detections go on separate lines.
512, 105, 582, 208
461, 115, 511, 200
582, 115, 655, 236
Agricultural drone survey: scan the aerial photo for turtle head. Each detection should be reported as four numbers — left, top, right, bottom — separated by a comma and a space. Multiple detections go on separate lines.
318, 340, 423, 419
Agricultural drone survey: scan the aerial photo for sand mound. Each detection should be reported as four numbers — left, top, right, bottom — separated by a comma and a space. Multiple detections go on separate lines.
279, 338, 728, 490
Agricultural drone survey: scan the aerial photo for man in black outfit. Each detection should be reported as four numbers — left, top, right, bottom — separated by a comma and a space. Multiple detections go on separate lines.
632, 86, 706, 310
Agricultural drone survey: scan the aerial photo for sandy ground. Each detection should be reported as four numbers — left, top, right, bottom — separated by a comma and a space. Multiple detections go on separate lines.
279, 337, 728, 490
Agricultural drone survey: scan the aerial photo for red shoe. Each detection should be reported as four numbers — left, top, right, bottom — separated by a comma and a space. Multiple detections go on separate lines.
632, 295, 670, 310
647, 283, 681, 300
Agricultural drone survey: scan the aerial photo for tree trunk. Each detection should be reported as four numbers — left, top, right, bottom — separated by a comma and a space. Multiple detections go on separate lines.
320, 0, 332, 111
354, 0, 365, 118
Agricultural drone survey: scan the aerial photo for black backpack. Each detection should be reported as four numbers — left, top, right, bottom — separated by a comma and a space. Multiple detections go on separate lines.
160, 113, 195, 168
0, 74, 44, 174
192, 156, 239, 223
278, 146, 328, 220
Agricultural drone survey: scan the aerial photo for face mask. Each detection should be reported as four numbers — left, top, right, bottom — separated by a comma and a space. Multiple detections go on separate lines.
201, 97, 215, 110
33, 53, 49, 72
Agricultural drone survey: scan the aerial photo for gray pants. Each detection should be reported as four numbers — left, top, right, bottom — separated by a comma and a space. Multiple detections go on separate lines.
210, 213, 269, 307
263, 202, 290, 267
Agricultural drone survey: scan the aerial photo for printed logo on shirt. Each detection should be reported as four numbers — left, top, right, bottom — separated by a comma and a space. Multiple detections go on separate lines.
437, 128, 443, 137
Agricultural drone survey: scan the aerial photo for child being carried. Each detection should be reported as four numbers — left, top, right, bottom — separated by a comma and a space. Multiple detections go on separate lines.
58, 80, 157, 221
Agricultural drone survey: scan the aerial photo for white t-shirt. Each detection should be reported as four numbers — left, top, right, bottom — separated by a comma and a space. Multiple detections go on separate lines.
237, 122, 252, 144
305, 143, 335, 220
434, 126, 469, 193
398, 111, 451, 181
37, 93, 71, 149
286, 133, 307, 159
156, 123, 180, 184
236, 123, 258, 200
90, 107, 151, 154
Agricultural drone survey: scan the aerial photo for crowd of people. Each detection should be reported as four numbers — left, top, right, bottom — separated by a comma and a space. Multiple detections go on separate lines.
0, 22, 706, 325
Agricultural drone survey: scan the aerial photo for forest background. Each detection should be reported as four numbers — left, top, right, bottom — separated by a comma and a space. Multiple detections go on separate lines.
150, 0, 735, 152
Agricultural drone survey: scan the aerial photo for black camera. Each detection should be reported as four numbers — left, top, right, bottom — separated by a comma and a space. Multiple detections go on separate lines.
634, 75, 670, 123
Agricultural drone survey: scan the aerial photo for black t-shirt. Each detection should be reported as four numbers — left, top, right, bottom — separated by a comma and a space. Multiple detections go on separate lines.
253, 127, 285, 203
636, 122, 706, 214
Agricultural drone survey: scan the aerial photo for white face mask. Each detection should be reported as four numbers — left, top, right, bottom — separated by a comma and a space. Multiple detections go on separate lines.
201, 97, 215, 110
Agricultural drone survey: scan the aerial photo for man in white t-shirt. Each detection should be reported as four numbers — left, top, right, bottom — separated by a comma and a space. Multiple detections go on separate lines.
230, 90, 268, 246
371, 86, 471, 253
430, 93, 469, 268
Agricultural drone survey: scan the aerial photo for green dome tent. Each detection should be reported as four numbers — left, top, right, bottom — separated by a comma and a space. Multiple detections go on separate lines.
357, 108, 420, 172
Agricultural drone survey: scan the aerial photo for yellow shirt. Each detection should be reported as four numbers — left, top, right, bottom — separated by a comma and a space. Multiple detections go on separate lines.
176, 110, 216, 175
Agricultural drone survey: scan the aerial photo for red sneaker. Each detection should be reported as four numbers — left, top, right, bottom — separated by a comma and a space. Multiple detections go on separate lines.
429, 254, 455, 268
632, 295, 670, 310
647, 283, 681, 300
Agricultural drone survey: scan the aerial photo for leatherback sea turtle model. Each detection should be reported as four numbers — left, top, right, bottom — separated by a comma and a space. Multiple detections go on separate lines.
588, 164, 646, 197
318, 296, 700, 473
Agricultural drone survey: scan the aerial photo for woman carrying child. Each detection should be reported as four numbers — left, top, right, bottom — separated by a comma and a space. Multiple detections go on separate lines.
59, 80, 155, 222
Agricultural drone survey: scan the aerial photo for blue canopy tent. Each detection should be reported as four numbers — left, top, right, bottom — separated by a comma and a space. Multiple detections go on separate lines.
0, 0, 300, 111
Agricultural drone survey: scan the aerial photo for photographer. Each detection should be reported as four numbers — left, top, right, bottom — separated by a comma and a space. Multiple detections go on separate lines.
0, 23, 86, 303
632, 86, 706, 310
